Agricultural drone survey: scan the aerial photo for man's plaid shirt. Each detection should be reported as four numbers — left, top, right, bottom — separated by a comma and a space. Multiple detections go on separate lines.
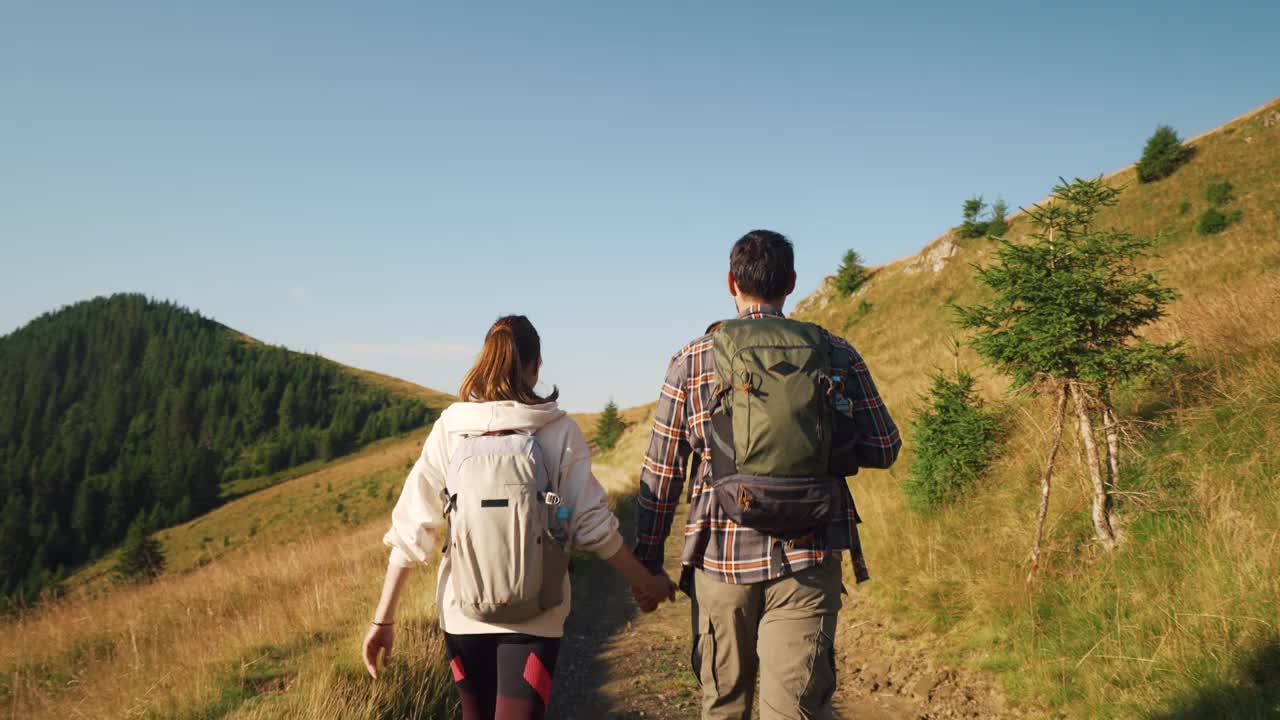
633, 304, 901, 585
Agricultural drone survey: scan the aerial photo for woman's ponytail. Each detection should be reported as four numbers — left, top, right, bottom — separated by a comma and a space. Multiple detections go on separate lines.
458, 316, 559, 405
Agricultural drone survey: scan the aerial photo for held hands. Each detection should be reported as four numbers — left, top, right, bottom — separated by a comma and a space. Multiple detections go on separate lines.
631, 569, 677, 613
362, 623, 395, 679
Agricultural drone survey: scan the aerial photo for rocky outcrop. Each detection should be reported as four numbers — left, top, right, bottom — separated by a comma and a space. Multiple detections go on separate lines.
903, 234, 960, 275
793, 274, 837, 316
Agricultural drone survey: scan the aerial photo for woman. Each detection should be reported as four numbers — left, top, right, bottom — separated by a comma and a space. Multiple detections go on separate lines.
363, 315, 674, 720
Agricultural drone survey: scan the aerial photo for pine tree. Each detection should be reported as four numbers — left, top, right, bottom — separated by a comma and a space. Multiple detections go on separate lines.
278, 381, 299, 431
594, 400, 625, 452
0, 493, 30, 596
959, 196, 990, 239
954, 177, 1183, 571
1136, 125, 1193, 184
114, 515, 165, 580
988, 197, 1010, 238
905, 370, 1000, 512
833, 249, 870, 297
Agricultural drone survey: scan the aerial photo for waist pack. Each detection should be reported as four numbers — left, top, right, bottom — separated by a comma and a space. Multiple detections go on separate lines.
442, 432, 571, 623
707, 317, 862, 538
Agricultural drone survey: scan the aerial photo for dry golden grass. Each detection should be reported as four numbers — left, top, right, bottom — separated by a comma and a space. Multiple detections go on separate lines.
0, 521, 451, 720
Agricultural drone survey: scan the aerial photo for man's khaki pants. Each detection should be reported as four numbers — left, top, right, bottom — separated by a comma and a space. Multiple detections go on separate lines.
691, 557, 843, 720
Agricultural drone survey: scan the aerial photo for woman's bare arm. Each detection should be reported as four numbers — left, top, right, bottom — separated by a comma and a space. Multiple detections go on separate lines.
374, 561, 414, 622
364, 562, 414, 679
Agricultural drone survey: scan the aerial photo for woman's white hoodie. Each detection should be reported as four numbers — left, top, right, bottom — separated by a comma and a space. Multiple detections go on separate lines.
383, 400, 623, 637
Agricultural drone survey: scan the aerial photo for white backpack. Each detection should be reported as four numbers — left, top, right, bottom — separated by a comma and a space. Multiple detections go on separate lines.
442, 432, 570, 623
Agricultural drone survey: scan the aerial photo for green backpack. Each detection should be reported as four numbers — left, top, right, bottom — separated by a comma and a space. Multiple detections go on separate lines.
706, 317, 861, 538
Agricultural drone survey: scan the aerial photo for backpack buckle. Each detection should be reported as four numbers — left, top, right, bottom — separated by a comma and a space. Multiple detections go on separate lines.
786, 532, 816, 549
543, 491, 562, 506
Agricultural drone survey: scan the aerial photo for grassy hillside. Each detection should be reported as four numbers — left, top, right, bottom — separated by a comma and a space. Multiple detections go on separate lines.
0, 414, 458, 719
786, 98, 1280, 717
66, 430, 425, 591
1, 511, 455, 719
585, 99, 1280, 718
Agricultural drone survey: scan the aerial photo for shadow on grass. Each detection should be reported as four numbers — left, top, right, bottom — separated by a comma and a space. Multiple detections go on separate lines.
1149, 637, 1280, 720
1127, 360, 1219, 425
143, 631, 338, 720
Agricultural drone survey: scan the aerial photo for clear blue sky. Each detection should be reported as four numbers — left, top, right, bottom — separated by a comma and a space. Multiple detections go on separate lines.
2, 1, 1275, 412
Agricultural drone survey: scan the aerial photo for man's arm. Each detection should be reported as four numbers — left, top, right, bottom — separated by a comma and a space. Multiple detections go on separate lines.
633, 351, 693, 573
841, 342, 902, 469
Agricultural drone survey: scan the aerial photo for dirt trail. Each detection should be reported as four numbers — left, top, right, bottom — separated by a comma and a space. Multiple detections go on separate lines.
548, 464, 1016, 720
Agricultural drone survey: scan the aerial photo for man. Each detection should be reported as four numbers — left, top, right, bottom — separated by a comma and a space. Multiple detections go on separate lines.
631, 230, 901, 720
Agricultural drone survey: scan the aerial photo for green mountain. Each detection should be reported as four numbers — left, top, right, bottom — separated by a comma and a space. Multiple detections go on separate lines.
0, 293, 438, 603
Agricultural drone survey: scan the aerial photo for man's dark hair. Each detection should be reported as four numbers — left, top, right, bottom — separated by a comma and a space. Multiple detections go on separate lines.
730, 230, 795, 301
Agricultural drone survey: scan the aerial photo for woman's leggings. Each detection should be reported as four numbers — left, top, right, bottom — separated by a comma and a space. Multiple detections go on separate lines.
444, 632, 561, 720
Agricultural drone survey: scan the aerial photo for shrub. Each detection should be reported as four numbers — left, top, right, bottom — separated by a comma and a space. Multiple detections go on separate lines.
594, 400, 624, 451
1178, 200, 1192, 215
904, 371, 1000, 513
1196, 207, 1242, 235
834, 249, 870, 296
1136, 125, 1194, 183
114, 516, 166, 580
841, 300, 874, 332
959, 195, 1009, 239
1205, 180, 1234, 207
987, 197, 1010, 238
959, 196, 990, 239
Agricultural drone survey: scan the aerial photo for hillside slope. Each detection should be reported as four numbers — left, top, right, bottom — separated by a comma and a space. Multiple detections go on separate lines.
787, 98, 1280, 717
590, 98, 1280, 718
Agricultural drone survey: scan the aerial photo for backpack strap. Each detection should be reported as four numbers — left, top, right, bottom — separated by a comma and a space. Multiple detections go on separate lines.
826, 343, 857, 419
439, 487, 457, 555
440, 488, 458, 514
542, 436, 575, 547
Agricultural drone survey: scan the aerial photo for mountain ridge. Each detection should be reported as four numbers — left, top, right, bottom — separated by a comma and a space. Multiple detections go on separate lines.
796, 94, 1280, 317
